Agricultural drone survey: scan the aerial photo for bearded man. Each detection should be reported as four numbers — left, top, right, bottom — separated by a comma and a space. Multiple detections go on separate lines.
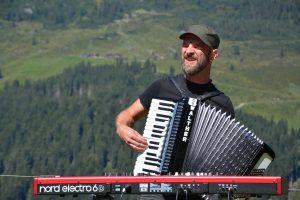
116, 25, 235, 153
114, 25, 235, 200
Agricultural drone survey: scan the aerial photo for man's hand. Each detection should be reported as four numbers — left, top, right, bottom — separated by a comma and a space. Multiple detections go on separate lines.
116, 124, 148, 152
115, 99, 149, 152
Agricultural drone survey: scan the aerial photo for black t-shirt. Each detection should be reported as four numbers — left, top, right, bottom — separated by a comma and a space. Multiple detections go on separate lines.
139, 74, 235, 118
138, 74, 235, 200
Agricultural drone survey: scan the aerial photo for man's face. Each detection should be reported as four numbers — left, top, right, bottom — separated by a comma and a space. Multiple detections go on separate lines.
181, 34, 212, 76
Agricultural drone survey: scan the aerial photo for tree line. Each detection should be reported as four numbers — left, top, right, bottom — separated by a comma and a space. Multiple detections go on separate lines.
0, 0, 299, 40
0, 0, 173, 28
0, 61, 299, 199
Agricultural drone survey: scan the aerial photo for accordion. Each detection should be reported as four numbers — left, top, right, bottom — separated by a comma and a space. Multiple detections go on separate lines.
133, 98, 275, 176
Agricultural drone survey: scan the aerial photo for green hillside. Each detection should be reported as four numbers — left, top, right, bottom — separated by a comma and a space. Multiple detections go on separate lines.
1, 1, 299, 128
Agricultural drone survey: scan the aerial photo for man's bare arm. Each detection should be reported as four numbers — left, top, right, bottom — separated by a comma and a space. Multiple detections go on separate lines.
115, 99, 148, 152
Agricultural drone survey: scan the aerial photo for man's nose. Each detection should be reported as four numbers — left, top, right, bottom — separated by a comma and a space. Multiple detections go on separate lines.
186, 44, 195, 55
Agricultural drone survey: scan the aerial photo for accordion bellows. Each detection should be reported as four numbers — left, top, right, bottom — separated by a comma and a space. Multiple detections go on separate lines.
133, 98, 275, 176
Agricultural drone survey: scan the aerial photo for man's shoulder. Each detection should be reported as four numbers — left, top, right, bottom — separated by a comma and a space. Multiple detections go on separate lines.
156, 75, 172, 82
149, 74, 183, 89
211, 92, 231, 103
155, 74, 183, 82
209, 92, 235, 118
169, 74, 184, 82
139, 75, 181, 110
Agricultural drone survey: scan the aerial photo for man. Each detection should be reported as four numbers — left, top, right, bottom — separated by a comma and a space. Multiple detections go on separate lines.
116, 25, 235, 154
115, 26, 235, 200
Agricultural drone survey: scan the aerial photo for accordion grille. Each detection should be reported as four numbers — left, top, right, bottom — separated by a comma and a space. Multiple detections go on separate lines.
182, 103, 264, 175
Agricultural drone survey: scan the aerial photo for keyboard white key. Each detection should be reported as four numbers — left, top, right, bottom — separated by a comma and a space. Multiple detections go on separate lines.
133, 98, 177, 175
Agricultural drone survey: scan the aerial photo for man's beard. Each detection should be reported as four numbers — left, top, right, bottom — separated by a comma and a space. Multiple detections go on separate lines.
181, 56, 210, 76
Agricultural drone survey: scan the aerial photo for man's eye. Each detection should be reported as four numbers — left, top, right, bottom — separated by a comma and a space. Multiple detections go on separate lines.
182, 43, 189, 47
194, 43, 202, 49
195, 45, 205, 50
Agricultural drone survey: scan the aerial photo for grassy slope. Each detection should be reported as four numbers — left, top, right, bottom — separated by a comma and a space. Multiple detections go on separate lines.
0, 9, 299, 129
214, 38, 300, 128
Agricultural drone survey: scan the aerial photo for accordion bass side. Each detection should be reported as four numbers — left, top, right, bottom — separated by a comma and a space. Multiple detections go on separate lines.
133, 98, 275, 176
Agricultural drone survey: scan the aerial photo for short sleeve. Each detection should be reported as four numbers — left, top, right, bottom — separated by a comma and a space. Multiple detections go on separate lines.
139, 79, 164, 110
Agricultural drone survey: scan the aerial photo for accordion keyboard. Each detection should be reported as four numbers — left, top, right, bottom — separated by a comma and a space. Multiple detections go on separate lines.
134, 99, 177, 175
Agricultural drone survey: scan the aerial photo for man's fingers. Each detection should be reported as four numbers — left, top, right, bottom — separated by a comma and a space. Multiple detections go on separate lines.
126, 137, 148, 151
129, 143, 147, 153
118, 125, 148, 152
125, 132, 148, 152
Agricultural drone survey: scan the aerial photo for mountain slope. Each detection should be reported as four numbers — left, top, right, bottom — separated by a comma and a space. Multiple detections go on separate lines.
0, 1, 300, 129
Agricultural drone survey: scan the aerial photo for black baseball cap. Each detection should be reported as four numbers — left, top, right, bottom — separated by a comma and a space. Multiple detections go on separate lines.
179, 25, 220, 49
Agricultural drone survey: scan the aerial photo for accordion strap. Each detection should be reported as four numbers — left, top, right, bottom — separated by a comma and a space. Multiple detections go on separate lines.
169, 76, 222, 102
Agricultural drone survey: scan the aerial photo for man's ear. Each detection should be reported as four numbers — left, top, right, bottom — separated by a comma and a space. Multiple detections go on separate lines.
211, 49, 219, 61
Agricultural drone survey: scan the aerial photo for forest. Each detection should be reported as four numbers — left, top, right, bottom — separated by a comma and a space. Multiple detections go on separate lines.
1, 0, 299, 39
0, 61, 299, 200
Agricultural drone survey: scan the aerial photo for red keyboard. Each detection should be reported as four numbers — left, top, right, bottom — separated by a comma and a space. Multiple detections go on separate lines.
33, 175, 284, 196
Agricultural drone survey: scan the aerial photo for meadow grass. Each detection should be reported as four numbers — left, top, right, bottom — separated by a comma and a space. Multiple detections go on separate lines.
0, 14, 299, 128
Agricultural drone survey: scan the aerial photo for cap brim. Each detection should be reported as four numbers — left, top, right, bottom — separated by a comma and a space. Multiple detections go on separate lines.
179, 32, 200, 40
179, 32, 210, 47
